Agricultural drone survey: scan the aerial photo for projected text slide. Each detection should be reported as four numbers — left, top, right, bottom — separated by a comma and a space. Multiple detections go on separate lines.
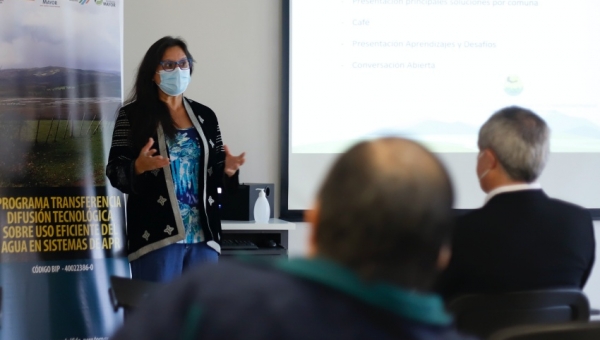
290, 0, 600, 153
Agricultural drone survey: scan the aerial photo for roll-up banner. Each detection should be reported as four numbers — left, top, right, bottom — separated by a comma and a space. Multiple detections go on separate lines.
0, 0, 127, 339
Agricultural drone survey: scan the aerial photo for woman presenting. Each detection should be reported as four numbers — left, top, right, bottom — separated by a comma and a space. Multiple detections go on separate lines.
106, 36, 245, 282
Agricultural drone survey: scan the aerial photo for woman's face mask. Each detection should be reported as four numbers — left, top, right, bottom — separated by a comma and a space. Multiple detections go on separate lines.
156, 67, 190, 96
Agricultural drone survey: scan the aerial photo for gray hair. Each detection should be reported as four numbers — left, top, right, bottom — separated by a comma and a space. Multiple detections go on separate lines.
478, 106, 550, 182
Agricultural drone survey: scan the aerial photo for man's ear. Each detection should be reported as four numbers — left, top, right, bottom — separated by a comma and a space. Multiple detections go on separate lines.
304, 202, 320, 257
437, 244, 451, 271
483, 148, 500, 170
479, 149, 494, 168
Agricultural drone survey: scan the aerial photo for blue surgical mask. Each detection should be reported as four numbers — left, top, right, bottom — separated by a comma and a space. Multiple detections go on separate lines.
156, 67, 190, 96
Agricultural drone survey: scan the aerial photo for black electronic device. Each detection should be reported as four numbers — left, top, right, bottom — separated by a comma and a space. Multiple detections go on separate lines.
221, 239, 259, 250
219, 183, 275, 221
256, 239, 278, 248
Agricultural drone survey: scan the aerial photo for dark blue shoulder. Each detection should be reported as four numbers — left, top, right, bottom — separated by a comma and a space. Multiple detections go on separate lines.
547, 196, 588, 212
455, 207, 485, 226
546, 197, 592, 222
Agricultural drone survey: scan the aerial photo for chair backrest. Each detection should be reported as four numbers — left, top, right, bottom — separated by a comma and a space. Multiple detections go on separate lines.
109, 276, 165, 312
489, 321, 600, 340
447, 289, 590, 338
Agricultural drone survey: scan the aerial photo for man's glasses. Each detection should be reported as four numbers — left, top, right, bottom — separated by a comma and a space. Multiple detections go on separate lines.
158, 58, 193, 72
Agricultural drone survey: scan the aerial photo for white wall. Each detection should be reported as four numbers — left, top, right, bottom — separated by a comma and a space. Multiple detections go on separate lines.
125, 0, 600, 310
124, 0, 282, 213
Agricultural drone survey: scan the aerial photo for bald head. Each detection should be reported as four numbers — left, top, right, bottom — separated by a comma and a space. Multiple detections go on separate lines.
314, 138, 454, 289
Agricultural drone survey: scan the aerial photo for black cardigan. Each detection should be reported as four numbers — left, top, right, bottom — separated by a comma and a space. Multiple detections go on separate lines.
106, 97, 238, 261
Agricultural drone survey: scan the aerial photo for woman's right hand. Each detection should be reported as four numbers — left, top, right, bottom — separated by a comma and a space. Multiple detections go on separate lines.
134, 138, 170, 175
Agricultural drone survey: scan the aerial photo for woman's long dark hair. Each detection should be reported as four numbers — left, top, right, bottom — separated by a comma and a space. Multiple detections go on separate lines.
123, 36, 194, 152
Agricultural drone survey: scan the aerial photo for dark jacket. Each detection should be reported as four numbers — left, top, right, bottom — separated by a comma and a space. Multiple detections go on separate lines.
106, 97, 237, 261
438, 189, 595, 300
111, 258, 476, 340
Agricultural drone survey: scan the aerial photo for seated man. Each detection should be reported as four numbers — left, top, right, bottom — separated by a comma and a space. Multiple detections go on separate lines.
438, 106, 595, 300
111, 138, 473, 340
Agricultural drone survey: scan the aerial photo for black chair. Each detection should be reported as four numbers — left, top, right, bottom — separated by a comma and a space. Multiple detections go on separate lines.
489, 321, 600, 340
109, 276, 165, 313
447, 289, 590, 339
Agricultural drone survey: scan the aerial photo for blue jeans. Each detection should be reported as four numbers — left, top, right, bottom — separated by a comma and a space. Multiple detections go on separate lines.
130, 242, 218, 282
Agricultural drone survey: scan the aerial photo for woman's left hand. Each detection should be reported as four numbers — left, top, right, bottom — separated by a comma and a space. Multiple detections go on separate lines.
224, 145, 246, 177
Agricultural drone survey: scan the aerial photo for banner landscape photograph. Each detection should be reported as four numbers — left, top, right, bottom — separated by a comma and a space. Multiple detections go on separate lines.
0, 1, 126, 339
